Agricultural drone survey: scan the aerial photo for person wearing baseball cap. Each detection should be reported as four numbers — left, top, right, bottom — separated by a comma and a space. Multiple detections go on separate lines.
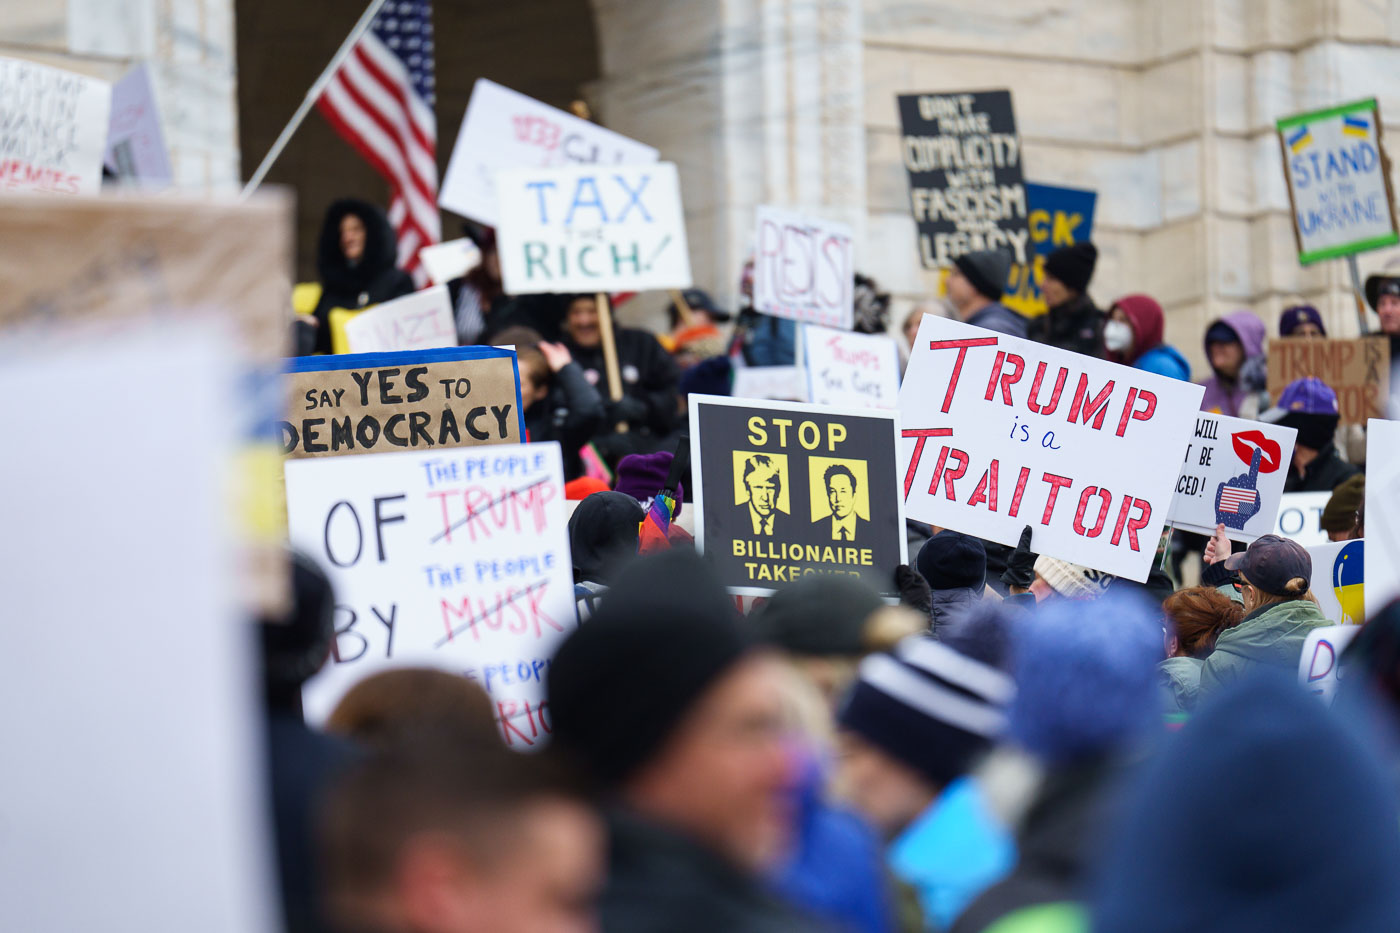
1197, 534, 1329, 699
1260, 377, 1360, 493
946, 249, 1029, 339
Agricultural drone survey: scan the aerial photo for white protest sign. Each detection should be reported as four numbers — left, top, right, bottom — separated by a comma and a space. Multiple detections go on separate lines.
730, 365, 808, 402
899, 317, 1204, 581
1306, 539, 1365, 625
286, 443, 575, 748
104, 64, 171, 188
1366, 418, 1400, 618
1277, 99, 1399, 264
1166, 412, 1296, 541
1299, 625, 1360, 704
753, 206, 855, 329
1, 324, 275, 933
802, 325, 899, 409
440, 78, 658, 225
0, 55, 111, 196
1273, 491, 1331, 547
497, 161, 692, 295
341, 285, 458, 354
418, 237, 481, 285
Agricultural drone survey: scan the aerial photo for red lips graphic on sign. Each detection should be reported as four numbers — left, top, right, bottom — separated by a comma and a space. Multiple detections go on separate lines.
1231, 430, 1283, 473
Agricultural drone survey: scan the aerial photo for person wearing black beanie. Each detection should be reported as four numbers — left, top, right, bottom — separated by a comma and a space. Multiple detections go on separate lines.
915, 530, 987, 633
1029, 241, 1105, 359
547, 549, 823, 933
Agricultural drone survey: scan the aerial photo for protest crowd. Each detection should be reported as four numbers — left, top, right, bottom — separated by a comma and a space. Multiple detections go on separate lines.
13, 6, 1400, 933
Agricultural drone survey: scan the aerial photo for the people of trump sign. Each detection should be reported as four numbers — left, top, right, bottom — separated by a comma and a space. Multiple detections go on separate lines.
899, 317, 1204, 581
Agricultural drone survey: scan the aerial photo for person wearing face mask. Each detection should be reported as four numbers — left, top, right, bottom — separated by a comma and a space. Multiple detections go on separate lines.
309, 199, 415, 355
1260, 377, 1360, 493
1102, 294, 1191, 381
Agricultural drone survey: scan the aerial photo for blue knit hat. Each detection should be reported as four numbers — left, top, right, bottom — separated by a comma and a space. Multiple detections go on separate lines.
1008, 589, 1161, 763
838, 635, 1014, 785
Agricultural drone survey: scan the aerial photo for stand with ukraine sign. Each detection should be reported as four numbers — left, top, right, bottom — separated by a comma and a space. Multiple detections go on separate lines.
1276, 98, 1400, 333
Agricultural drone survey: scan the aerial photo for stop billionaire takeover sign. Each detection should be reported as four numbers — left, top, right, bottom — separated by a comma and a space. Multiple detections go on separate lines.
899, 317, 1204, 582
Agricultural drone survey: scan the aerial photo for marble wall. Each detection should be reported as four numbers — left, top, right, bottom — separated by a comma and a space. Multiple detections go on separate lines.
592, 0, 1400, 366
0, 0, 241, 191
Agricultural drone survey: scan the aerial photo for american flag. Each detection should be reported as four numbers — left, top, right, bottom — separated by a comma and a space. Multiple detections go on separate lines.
316, 0, 440, 283
1218, 487, 1257, 514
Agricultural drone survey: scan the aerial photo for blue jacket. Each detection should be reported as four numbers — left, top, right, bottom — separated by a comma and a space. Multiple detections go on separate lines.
889, 777, 1016, 930
966, 303, 1030, 340
1132, 344, 1191, 381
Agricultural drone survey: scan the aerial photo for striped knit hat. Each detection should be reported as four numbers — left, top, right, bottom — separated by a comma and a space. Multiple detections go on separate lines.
837, 635, 1015, 786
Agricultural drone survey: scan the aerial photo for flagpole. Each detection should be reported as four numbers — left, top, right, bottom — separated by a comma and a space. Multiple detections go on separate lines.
240, 0, 390, 199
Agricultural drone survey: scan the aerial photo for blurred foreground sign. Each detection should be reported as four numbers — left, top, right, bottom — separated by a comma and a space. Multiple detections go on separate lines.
496, 162, 692, 294
0, 55, 111, 196
282, 346, 523, 459
286, 442, 576, 746
1365, 418, 1400, 618
899, 317, 1204, 581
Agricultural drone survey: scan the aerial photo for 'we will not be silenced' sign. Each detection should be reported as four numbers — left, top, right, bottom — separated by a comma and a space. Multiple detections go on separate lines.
496, 162, 692, 294
899, 317, 1204, 581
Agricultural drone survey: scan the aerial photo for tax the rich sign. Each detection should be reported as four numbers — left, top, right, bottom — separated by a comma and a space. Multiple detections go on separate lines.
899, 317, 1204, 582
689, 395, 907, 598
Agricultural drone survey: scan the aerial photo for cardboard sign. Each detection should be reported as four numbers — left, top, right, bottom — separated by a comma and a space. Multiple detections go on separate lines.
731, 365, 808, 402
1272, 491, 1332, 546
897, 90, 1029, 269
1299, 625, 1360, 704
1, 324, 275, 933
1366, 418, 1400, 618
1277, 99, 1400, 264
1266, 337, 1389, 426
418, 237, 482, 285
899, 316, 1204, 581
497, 161, 691, 294
439, 78, 658, 225
0, 56, 111, 196
752, 206, 855, 329
0, 192, 293, 359
1167, 412, 1296, 541
1307, 539, 1365, 625
802, 326, 900, 410
104, 64, 171, 188
1002, 183, 1097, 318
286, 443, 576, 746
282, 346, 523, 459
689, 395, 907, 597
342, 285, 458, 354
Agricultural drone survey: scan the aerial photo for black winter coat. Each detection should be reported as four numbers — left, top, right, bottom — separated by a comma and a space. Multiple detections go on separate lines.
599, 809, 827, 933
1283, 442, 1362, 493
312, 198, 414, 353
566, 328, 681, 437
523, 361, 605, 480
1028, 293, 1104, 359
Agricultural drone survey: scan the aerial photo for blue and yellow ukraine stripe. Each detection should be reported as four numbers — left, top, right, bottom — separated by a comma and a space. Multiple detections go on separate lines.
1288, 125, 1312, 152
1342, 114, 1370, 138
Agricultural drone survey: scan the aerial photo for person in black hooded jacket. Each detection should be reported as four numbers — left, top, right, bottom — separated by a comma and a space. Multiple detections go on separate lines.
310, 198, 415, 354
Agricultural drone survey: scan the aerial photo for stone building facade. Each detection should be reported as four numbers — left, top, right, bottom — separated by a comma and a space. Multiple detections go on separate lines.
7, 0, 1400, 371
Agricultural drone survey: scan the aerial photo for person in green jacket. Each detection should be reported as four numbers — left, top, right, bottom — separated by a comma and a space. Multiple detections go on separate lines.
1198, 532, 1330, 696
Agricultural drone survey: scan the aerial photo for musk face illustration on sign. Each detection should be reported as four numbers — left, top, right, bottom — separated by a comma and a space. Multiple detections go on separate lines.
809, 458, 870, 541
733, 451, 790, 536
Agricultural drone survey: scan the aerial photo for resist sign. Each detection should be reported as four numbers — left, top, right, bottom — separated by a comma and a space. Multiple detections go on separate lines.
752, 206, 854, 329
1167, 412, 1296, 542
899, 317, 1204, 581
287, 443, 576, 745
496, 162, 692, 294
283, 346, 523, 459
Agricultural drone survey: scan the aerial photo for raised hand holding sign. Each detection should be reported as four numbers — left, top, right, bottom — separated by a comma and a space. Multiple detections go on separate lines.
1216, 445, 1263, 530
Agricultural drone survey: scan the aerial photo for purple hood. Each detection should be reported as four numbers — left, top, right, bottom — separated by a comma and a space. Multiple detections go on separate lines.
1199, 310, 1268, 416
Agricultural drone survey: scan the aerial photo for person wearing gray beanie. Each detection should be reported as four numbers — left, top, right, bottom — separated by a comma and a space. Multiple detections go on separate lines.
947, 249, 1029, 338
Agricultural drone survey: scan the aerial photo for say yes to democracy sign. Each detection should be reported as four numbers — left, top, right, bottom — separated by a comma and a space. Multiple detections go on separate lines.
1277, 98, 1400, 263
899, 318, 1204, 581
496, 162, 692, 294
